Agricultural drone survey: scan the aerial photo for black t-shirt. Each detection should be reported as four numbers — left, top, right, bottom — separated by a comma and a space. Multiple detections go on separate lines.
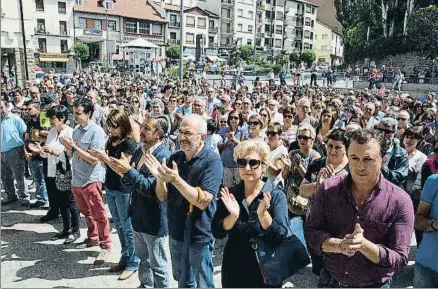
105, 137, 137, 191
304, 157, 326, 183
26, 115, 48, 161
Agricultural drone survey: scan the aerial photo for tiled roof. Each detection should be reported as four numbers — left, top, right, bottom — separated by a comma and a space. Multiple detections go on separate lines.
155, 2, 219, 17
307, 0, 343, 35
74, 0, 167, 23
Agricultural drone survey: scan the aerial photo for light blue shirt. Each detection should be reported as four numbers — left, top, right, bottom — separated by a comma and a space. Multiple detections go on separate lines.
415, 174, 438, 272
71, 121, 106, 187
1, 113, 27, 152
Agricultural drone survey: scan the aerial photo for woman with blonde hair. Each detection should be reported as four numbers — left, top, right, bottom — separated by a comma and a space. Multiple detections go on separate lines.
213, 140, 289, 287
89, 109, 139, 280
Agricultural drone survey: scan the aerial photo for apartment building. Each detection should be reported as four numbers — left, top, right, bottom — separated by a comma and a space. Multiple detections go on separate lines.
160, 2, 220, 56
255, 0, 286, 56
34, 0, 75, 72
1, 0, 36, 85
220, 0, 257, 50
283, 0, 317, 52
73, 0, 167, 65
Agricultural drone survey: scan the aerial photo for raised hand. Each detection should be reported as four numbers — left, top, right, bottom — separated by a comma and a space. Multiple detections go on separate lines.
143, 152, 162, 179
341, 223, 365, 257
220, 187, 240, 218
156, 158, 180, 184
257, 192, 272, 217
108, 153, 133, 176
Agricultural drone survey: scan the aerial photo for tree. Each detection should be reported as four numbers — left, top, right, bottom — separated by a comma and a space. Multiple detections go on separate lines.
166, 44, 181, 60
407, 5, 438, 58
274, 54, 289, 67
239, 45, 255, 62
300, 50, 316, 64
73, 42, 89, 69
289, 51, 300, 63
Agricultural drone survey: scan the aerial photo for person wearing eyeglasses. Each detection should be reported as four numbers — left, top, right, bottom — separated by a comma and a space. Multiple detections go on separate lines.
247, 114, 265, 141
219, 111, 248, 188
205, 87, 220, 115
376, 117, 409, 188
259, 108, 271, 135
212, 140, 289, 288
293, 97, 318, 128
192, 97, 212, 121
395, 110, 411, 139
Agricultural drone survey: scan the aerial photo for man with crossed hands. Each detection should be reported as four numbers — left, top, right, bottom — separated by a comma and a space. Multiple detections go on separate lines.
305, 130, 414, 288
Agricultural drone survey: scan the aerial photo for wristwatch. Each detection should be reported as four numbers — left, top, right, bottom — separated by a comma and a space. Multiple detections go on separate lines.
432, 219, 438, 230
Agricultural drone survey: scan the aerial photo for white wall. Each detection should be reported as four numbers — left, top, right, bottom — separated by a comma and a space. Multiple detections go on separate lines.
1, 0, 35, 49
234, 0, 256, 46
183, 12, 208, 47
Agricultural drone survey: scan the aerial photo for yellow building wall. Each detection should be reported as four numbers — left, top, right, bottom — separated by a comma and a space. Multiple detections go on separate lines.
314, 22, 332, 63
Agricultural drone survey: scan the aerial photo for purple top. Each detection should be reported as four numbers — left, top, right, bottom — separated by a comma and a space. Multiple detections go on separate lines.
305, 174, 414, 286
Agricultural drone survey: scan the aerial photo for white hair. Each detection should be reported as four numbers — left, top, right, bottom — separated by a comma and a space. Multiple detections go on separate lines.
182, 114, 207, 134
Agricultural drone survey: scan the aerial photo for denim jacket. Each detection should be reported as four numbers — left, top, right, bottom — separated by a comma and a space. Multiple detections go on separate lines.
382, 140, 409, 189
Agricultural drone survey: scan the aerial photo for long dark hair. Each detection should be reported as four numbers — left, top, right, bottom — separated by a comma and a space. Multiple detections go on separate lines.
106, 109, 133, 140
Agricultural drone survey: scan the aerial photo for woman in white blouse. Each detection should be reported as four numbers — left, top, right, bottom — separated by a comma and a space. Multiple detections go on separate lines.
403, 127, 427, 195
39, 105, 80, 244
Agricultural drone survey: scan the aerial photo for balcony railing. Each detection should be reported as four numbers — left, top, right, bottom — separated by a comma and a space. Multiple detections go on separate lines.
222, 0, 234, 5
256, 32, 265, 38
296, 10, 304, 15
209, 27, 218, 33
169, 22, 181, 28
295, 35, 302, 40
295, 22, 303, 27
168, 39, 181, 45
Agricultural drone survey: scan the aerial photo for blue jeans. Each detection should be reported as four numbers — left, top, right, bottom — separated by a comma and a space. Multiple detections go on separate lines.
134, 231, 169, 288
169, 238, 215, 288
414, 263, 438, 288
29, 158, 48, 203
105, 189, 139, 271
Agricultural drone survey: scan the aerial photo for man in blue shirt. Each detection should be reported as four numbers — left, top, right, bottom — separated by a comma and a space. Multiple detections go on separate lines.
146, 114, 223, 288
414, 174, 438, 287
1, 101, 30, 205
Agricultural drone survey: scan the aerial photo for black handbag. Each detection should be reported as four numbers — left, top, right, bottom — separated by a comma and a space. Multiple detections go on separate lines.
252, 217, 311, 285
55, 152, 72, 191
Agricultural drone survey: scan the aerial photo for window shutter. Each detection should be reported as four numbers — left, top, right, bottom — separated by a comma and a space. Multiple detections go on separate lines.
86, 18, 94, 29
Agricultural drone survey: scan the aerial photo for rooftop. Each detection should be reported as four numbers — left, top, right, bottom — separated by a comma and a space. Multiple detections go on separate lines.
307, 0, 343, 34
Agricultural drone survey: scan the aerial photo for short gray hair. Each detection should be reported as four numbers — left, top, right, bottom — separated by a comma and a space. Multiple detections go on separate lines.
149, 113, 170, 139
182, 114, 207, 134
150, 98, 164, 110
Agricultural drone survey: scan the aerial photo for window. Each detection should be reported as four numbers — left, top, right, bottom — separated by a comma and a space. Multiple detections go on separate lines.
266, 0, 270, 3
222, 8, 231, 18
186, 33, 195, 44
297, 3, 301, 10
248, 25, 253, 33
321, 45, 328, 51
78, 17, 86, 29
209, 36, 214, 45
139, 22, 150, 34
209, 20, 215, 28
108, 20, 116, 31
226, 23, 231, 32
332, 34, 334, 40
186, 16, 195, 27
105, 0, 113, 10
170, 32, 177, 39
314, 34, 317, 40
237, 24, 243, 32
37, 19, 46, 33
312, 7, 316, 14
264, 24, 271, 32
58, 2, 66, 13
126, 21, 137, 33
277, 12, 283, 20
311, 20, 314, 27
36, 0, 44, 11
303, 43, 309, 49
248, 11, 253, 19
264, 38, 270, 45
75, 0, 84, 4
275, 39, 281, 47
276, 25, 282, 34
322, 34, 328, 40
247, 39, 252, 45
306, 4, 312, 13
60, 40, 68, 53
38, 38, 47, 52
238, 9, 243, 17
152, 24, 162, 35
59, 21, 67, 35
265, 11, 271, 19
170, 14, 178, 25
94, 19, 102, 29
277, 0, 284, 6
198, 18, 206, 29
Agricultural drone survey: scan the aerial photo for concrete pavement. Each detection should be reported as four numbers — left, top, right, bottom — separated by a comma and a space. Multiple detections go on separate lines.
1, 201, 417, 288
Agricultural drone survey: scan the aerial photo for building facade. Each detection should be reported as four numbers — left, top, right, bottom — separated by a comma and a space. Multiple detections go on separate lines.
314, 20, 343, 65
283, 0, 317, 52
73, 0, 167, 68
1, 0, 36, 86
34, 0, 75, 73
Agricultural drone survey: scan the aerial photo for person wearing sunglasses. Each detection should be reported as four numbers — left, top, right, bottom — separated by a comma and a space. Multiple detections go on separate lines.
247, 114, 265, 141
264, 123, 288, 187
376, 117, 409, 188
282, 124, 321, 219
212, 140, 289, 288
395, 110, 411, 139
131, 96, 145, 125
219, 111, 248, 188
258, 108, 271, 134
281, 107, 298, 148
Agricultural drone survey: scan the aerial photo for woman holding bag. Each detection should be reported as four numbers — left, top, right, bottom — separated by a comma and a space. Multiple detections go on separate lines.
40, 105, 80, 244
212, 140, 290, 288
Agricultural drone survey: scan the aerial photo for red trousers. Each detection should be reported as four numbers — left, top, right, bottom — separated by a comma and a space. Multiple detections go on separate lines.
71, 182, 111, 249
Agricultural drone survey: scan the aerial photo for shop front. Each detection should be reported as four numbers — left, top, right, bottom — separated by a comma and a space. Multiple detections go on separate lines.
36, 53, 73, 73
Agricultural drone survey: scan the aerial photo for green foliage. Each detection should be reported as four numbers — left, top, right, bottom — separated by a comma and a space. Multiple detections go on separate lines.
343, 23, 368, 63
289, 51, 300, 63
248, 54, 266, 66
239, 45, 255, 62
166, 45, 181, 60
270, 64, 283, 74
167, 67, 180, 79
73, 42, 89, 60
300, 50, 316, 63
274, 54, 289, 67
407, 5, 438, 58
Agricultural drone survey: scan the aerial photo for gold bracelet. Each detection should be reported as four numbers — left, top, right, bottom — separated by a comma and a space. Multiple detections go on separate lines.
196, 187, 205, 203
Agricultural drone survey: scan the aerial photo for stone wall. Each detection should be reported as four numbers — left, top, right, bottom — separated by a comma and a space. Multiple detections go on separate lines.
14, 48, 35, 87
353, 81, 438, 98
381, 52, 434, 74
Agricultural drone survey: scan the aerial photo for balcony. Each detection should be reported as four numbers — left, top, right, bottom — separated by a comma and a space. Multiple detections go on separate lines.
169, 22, 181, 28
209, 27, 218, 33
256, 32, 265, 38
221, 43, 234, 48
295, 35, 302, 40
295, 22, 303, 28
222, 0, 234, 6
296, 10, 304, 15
222, 29, 234, 34
168, 39, 181, 45
265, 31, 272, 37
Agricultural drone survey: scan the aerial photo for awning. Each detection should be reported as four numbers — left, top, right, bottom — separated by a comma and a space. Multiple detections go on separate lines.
39, 58, 69, 62
112, 54, 129, 61
206, 55, 219, 61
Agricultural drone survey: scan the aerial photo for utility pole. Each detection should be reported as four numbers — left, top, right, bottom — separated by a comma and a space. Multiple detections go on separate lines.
18, 0, 29, 81
253, 3, 258, 72
105, 7, 109, 68
179, 0, 184, 82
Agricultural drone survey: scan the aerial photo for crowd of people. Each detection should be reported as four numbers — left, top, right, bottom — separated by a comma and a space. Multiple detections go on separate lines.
1, 67, 438, 288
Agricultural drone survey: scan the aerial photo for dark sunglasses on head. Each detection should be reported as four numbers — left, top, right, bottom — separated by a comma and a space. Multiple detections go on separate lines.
249, 121, 261, 126
297, 135, 312, 141
236, 158, 261, 169
377, 127, 394, 134
266, 131, 278, 137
